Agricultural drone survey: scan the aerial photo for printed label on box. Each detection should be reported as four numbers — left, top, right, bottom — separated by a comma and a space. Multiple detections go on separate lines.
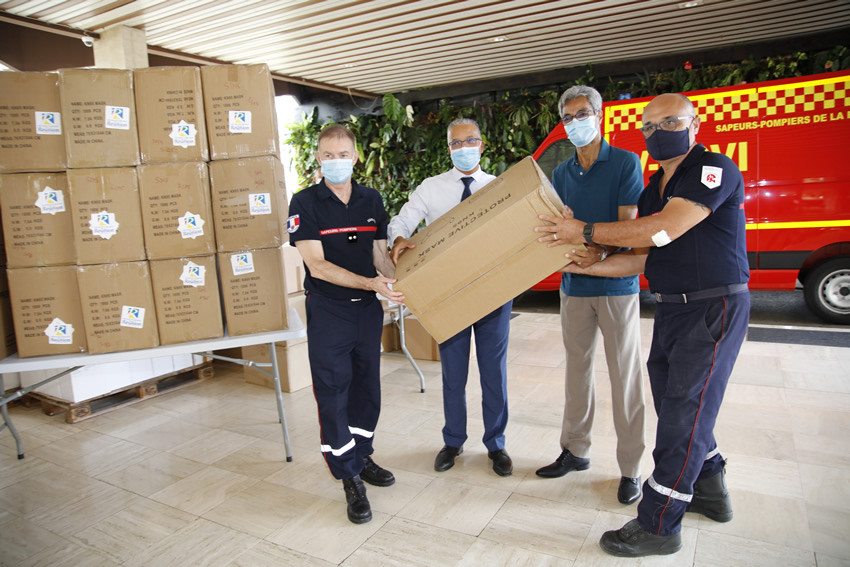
120, 306, 146, 328
230, 252, 255, 276
179, 261, 206, 287
43, 318, 74, 345
104, 105, 131, 130
34, 111, 62, 135
177, 211, 205, 239
169, 119, 198, 147
228, 110, 252, 133
34, 187, 66, 215
89, 211, 120, 239
248, 193, 272, 215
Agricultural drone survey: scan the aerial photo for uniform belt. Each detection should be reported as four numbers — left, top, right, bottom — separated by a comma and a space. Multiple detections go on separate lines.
653, 283, 748, 304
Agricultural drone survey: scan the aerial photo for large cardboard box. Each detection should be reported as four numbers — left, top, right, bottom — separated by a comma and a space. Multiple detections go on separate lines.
241, 342, 311, 393
0, 72, 67, 173
67, 167, 146, 265
0, 172, 76, 267
58, 68, 140, 168
380, 313, 440, 361
134, 66, 209, 163
200, 64, 279, 160
7, 265, 87, 357
0, 269, 15, 359
209, 156, 288, 252
137, 162, 216, 259
76, 261, 159, 354
395, 157, 580, 343
149, 255, 224, 344
218, 247, 289, 336
282, 243, 305, 294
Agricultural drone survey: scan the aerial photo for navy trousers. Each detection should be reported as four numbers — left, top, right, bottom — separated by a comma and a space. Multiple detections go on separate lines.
437, 301, 512, 451
306, 292, 383, 480
637, 291, 750, 536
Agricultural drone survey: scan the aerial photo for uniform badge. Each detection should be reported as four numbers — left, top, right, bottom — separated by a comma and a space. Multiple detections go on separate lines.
700, 166, 723, 189
287, 214, 300, 233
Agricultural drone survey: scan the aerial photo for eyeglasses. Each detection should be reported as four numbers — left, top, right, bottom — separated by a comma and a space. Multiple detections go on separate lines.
560, 109, 596, 124
449, 137, 482, 149
639, 116, 695, 136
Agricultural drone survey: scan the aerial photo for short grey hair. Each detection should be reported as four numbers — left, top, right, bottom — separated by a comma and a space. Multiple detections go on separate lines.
447, 118, 481, 144
558, 85, 603, 119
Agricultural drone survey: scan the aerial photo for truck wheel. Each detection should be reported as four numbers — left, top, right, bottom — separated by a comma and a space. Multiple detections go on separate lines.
803, 258, 850, 325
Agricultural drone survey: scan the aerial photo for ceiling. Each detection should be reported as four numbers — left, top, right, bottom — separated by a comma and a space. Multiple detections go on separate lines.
2, 0, 850, 98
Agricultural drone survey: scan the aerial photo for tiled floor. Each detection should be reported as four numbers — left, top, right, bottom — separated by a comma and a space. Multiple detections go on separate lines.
1, 312, 849, 566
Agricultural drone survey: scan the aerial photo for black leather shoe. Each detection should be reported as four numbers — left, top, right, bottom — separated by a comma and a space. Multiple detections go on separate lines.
618, 476, 641, 504
535, 449, 589, 478
341, 475, 372, 524
600, 519, 682, 557
434, 445, 462, 472
686, 462, 733, 522
488, 449, 513, 476
360, 456, 395, 487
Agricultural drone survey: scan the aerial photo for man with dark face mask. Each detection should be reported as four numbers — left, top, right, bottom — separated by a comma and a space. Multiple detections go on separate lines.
535, 92, 750, 557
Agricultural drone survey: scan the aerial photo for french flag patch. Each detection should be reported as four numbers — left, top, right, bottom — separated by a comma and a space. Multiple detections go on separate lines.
287, 214, 300, 233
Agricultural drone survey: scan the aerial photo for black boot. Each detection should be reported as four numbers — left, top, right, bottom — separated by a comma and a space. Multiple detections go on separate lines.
342, 475, 372, 524
686, 461, 733, 522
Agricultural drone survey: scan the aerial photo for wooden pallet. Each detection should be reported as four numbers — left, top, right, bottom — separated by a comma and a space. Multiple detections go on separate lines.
26, 362, 214, 423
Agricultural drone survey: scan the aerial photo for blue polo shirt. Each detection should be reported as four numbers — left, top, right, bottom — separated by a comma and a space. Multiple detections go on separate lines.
287, 179, 388, 300
552, 139, 643, 297
639, 144, 748, 294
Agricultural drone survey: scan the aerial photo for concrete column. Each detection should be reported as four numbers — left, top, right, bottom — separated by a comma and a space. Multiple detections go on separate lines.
92, 25, 148, 69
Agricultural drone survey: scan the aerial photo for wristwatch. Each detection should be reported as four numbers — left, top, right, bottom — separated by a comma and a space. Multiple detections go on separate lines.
582, 223, 596, 245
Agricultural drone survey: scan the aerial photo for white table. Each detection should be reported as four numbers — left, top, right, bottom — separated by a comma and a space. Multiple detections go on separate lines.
0, 308, 305, 462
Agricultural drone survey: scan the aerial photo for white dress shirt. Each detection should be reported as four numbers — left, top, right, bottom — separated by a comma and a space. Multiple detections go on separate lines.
387, 167, 496, 245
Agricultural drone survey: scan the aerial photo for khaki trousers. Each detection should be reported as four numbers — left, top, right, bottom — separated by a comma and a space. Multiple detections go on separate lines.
559, 292, 646, 478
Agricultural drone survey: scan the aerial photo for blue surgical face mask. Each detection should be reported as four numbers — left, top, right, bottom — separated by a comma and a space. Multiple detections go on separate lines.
645, 128, 691, 161
565, 116, 598, 148
450, 146, 481, 172
320, 158, 354, 184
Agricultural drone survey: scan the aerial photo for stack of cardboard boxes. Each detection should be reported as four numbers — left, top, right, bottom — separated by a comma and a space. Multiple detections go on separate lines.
0, 63, 299, 401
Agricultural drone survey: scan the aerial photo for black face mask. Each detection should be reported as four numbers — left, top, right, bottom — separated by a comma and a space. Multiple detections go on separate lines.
645, 128, 691, 161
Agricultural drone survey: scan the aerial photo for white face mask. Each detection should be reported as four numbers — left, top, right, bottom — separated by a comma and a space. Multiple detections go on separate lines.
320, 158, 354, 184
565, 116, 598, 147
450, 146, 481, 171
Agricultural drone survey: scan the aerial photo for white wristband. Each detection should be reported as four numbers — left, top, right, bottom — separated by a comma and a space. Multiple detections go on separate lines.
651, 230, 672, 247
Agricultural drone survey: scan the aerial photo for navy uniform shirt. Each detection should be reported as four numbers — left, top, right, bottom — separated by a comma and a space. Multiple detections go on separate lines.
287, 179, 388, 300
639, 144, 749, 294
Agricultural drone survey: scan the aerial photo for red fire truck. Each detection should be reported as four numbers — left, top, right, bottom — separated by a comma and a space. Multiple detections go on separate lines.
531, 70, 850, 324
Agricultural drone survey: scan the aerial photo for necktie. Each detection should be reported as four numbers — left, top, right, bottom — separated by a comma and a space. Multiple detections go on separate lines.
460, 176, 474, 202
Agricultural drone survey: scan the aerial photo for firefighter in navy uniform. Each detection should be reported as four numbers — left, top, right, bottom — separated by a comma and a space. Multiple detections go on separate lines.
536, 93, 750, 557
287, 124, 404, 525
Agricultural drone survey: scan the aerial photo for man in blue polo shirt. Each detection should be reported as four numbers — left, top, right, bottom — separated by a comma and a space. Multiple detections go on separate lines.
288, 124, 404, 525
537, 92, 750, 557
535, 85, 647, 507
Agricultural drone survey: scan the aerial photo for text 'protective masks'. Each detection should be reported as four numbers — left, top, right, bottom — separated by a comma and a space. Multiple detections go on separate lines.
450, 146, 482, 172
645, 128, 691, 161
565, 116, 599, 148
321, 159, 354, 184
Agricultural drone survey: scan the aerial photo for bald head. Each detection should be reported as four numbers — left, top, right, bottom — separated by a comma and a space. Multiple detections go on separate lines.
643, 93, 695, 124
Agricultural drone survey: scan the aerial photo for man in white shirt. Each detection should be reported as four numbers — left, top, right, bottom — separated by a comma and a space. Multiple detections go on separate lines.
388, 118, 513, 477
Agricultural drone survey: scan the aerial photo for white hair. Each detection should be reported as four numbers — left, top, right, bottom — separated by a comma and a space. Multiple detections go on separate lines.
447, 118, 481, 144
